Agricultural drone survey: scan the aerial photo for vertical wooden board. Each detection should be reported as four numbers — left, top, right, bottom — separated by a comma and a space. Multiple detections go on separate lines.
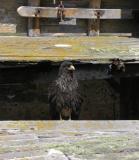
89, 0, 101, 8
101, 0, 138, 9
101, 19, 138, 36
28, 0, 40, 37
88, 0, 101, 36
28, 0, 40, 6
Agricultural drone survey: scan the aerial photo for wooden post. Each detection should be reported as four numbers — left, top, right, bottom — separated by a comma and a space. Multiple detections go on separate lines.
53, 0, 56, 5
87, 0, 101, 36
28, 0, 40, 37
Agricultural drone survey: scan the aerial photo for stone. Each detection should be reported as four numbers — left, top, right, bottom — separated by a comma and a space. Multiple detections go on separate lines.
45, 149, 82, 160
45, 149, 69, 160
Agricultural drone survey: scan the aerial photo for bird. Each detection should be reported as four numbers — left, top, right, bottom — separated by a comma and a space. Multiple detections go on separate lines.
48, 61, 83, 120
108, 59, 125, 74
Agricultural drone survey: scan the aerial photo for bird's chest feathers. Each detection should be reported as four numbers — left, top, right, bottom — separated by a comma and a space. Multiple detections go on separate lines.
56, 75, 78, 95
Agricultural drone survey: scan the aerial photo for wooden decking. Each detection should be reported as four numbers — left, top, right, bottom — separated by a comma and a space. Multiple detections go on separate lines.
0, 121, 139, 159
0, 36, 139, 63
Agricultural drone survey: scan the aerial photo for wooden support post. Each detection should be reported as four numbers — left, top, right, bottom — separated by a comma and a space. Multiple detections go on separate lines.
53, 0, 56, 5
87, 0, 101, 36
28, 0, 40, 37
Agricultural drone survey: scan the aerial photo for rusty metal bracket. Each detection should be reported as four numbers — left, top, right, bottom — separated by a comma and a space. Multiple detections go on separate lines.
57, 1, 65, 22
94, 10, 104, 26
94, 10, 100, 19
34, 9, 41, 17
94, 10, 104, 18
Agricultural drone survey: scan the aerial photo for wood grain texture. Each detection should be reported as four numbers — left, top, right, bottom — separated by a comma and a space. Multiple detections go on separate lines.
0, 36, 138, 62
17, 7, 135, 19
0, 121, 139, 159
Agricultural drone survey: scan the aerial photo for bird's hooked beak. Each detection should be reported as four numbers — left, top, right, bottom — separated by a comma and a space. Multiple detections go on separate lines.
68, 65, 75, 71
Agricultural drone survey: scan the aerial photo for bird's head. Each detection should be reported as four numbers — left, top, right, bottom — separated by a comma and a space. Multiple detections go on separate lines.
59, 61, 75, 76
108, 59, 125, 74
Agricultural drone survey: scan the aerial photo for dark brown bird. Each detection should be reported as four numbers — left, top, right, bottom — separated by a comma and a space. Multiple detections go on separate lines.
48, 61, 83, 120
108, 59, 125, 74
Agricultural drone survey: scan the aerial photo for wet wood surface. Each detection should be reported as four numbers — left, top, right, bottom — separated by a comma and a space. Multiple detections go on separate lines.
0, 36, 139, 63
0, 121, 139, 159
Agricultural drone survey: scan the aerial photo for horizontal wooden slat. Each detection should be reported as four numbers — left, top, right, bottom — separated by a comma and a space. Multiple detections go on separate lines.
17, 6, 136, 19
0, 121, 139, 160
0, 36, 139, 63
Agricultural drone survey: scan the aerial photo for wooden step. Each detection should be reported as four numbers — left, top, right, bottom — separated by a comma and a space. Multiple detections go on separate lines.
0, 121, 139, 131
17, 6, 136, 19
0, 121, 139, 160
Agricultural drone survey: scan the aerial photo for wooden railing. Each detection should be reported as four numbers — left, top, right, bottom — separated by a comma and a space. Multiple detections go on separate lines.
17, 0, 138, 36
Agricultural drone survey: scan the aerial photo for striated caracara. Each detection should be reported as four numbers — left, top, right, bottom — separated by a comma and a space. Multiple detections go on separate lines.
48, 61, 83, 120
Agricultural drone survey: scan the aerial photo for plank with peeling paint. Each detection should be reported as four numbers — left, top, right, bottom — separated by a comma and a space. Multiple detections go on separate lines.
17, 6, 135, 19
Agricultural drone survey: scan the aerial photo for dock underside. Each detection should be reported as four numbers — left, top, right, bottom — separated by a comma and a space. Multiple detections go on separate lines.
0, 36, 139, 63
0, 36, 139, 121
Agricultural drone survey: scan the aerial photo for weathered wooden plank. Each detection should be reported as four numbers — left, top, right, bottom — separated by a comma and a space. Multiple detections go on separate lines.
17, 7, 135, 19
28, 0, 40, 37
0, 121, 139, 160
88, 0, 101, 36
0, 36, 139, 63
0, 121, 139, 132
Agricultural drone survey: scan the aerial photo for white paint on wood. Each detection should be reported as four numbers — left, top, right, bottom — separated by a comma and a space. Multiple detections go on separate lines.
17, 7, 134, 19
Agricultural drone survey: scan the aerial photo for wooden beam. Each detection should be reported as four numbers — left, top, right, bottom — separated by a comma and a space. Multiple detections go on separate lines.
87, 0, 101, 36
17, 7, 135, 19
28, 0, 40, 37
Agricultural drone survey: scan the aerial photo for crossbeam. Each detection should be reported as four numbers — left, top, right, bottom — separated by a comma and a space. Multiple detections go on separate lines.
17, 6, 136, 19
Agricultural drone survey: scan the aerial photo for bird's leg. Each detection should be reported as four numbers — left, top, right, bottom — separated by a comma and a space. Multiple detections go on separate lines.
68, 109, 72, 120
69, 114, 71, 120
60, 113, 63, 120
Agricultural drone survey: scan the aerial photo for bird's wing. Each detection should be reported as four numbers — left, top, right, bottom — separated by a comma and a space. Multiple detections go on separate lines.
48, 81, 57, 104
48, 81, 62, 119
48, 81, 64, 110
